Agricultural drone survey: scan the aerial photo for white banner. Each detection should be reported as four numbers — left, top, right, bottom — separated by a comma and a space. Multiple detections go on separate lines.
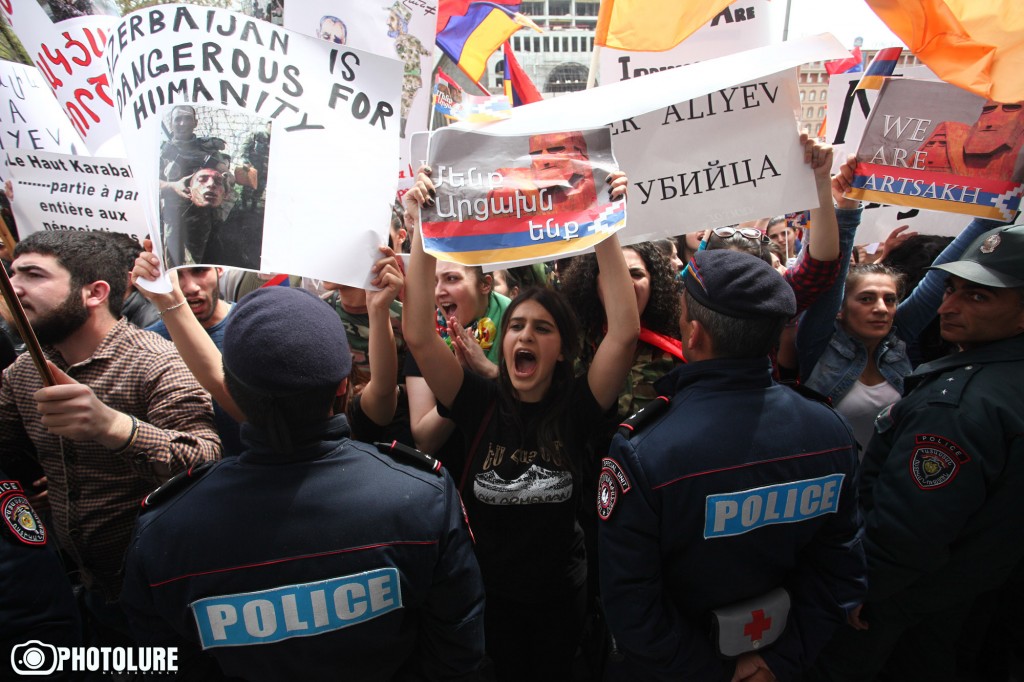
0, 60, 86, 182
4, 149, 145, 242
284, 0, 437, 181
107, 6, 402, 291
0, 2, 122, 156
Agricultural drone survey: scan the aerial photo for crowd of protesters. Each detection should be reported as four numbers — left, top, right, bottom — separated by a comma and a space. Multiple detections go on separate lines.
0, 128, 1023, 682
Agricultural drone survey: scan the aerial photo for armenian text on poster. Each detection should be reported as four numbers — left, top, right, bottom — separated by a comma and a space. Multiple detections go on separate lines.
421, 127, 623, 266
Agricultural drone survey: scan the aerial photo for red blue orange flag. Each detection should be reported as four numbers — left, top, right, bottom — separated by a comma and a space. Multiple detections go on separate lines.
503, 41, 542, 107
825, 46, 863, 75
594, 0, 734, 52
855, 47, 904, 91
436, 2, 541, 84
865, 0, 1024, 102
437, 0, 522, 34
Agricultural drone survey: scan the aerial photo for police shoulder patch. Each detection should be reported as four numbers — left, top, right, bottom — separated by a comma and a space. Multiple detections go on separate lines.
600, 458, 631, 493
617, 395, 670, 439
0, 483, 46, 546
597, 469, 619, 521
910, 434, 971, 490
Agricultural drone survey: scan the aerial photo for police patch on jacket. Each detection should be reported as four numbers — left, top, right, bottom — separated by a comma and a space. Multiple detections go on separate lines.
597, 458, 631, 521
0, 482, 46, 546
911, 434, 971, 490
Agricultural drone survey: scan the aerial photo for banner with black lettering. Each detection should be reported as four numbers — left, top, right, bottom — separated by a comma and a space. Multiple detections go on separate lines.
0, 2, 122, 156
4, 149, 145, 242
283, 0, 438, 183
849, 78, 1023, 223
107, 6, 401, 290
483, 35, 849, 250
420, 127, 622, 266
0, 61, 86, 182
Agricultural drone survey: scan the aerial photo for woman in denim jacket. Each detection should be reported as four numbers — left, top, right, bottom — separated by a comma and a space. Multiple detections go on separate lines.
797, 157, 999, 451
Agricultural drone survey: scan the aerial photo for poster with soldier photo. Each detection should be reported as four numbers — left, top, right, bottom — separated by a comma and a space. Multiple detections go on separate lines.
158, 105, 271, 272
850, 78, 1024, 222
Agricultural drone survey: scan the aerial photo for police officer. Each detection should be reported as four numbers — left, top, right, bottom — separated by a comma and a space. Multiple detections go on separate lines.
813, 224, 1024, 681
598, 250, 866, 681
0, 469, 79, 680
120, 287, 485, 681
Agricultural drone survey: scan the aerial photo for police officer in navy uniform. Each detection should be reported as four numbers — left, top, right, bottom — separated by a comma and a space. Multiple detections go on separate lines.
120, 286, 485, 681
812, 225, 1024, 681
598, 250, 866, 681
0, 469, 80, 680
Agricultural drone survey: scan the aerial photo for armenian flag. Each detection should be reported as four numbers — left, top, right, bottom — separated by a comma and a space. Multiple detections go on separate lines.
825, 46, 863, 75
436, 2, 542, 83
503, 40, 542, 106
856, 47, 904, 91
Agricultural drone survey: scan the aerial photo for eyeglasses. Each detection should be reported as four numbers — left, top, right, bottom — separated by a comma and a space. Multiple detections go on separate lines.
711, 227, 770, 244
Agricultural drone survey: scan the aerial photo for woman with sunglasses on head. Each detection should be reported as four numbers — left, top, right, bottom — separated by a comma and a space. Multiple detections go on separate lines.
403, 167, 639, 681
703, 135, 843, 316
797, 155, 1004, 451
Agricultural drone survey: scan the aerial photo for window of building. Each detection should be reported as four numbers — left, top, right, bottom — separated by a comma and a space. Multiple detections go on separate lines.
800, 91, 805, 102
806, 107, 814, 118
818, 107, 825, 118
546, 62, 588, 94
808, 90, 816, 101
821, 90, 827, 102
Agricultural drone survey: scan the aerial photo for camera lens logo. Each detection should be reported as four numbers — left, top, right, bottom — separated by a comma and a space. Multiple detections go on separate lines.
10, 641, 58, 676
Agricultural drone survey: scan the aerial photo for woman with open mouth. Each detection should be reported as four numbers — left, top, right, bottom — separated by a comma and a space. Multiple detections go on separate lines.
403, 167, 639, 681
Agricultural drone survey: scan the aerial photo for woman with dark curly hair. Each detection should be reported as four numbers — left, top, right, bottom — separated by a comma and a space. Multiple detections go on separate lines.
561, 240, 685, 420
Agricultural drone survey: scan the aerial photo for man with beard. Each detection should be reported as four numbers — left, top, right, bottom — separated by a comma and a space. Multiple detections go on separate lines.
0, 231, 220, 644
164, 166, 228, 268
146, 266, 243, 456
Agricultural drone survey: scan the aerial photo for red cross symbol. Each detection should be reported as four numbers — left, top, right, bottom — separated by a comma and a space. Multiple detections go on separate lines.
744, 609, 772, 641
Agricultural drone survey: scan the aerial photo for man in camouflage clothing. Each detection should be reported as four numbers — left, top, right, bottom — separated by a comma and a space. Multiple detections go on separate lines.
385, 1, 431, 138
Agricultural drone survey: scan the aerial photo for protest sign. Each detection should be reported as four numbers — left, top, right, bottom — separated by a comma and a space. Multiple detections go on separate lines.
0, 60, 86, 181
107, 6, 401, 291
4, 149, 146, 242
421, 127, 623, 266
0, 1, 122, 156
480, 35, 848, 246
284, 0, 437, 180
848, 79, 1023, 223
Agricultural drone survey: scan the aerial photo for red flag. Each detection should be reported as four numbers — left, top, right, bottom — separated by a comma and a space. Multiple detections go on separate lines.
437, 0, 521, 33
503, 41, 542, 106
825, 46, 863, 75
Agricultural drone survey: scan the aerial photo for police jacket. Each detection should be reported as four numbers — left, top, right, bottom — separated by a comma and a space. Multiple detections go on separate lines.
860, 333, 1024, 607
121, 416, 485, 682
598, 358, 866, 681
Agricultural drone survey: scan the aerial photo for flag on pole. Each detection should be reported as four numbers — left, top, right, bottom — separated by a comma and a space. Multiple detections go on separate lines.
436, 2, 542, 83
503, 40, 542, 106
864, 0, 1024, 102
855, 47, 904, 91
816, 115, 827, 140
825, 46, 863, 75
594, 0, 734, 52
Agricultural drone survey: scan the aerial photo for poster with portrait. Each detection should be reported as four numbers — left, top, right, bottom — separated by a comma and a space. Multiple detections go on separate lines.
849, 79, 1024, 222
0, 1, 122, 155
420, 127, 623, 266
108, 6, 402, 290
284, 0, 438, 178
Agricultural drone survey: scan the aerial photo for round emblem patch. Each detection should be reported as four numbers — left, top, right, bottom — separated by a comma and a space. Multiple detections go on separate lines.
2, 493, 46, 545
597, 470, 619, 521
911, 448, 959, 489
980, 234, 1001, 254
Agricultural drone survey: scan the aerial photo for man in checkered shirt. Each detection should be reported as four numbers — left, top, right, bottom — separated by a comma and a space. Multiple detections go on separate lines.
0, 231, 220, 641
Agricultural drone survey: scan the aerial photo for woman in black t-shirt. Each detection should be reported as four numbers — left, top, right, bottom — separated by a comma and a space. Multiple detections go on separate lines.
403, 168, 639, 680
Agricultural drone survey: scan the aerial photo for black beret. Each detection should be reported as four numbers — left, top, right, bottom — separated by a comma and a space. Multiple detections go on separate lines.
684, 249, 797, 319
223, 287, 351, 394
